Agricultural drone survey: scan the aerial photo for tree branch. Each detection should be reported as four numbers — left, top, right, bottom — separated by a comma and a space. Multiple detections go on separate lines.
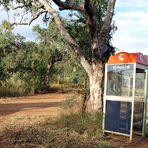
11, 10, 47, 26
10, 41, 21, 50
98, 0, 116, 56
13, 3, 44, 10
84, 0, 101, 60
12, 1, 32, 10
39, 0, 93, 76
53, 0, 85, 12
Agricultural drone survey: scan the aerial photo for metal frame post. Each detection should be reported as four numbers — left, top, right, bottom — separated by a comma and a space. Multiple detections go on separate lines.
103, 64, 108, 131
143, 70, 148, 135
130, 63, 136, 141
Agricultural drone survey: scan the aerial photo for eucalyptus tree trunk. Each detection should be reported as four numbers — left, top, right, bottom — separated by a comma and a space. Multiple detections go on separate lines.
89, 62, 104, 111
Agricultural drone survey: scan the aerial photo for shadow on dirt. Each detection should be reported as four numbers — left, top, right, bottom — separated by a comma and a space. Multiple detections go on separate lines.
0, 101, 62, 117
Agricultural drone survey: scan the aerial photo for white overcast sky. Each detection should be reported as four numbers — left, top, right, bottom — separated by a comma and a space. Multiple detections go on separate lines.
0, 0, 148, 55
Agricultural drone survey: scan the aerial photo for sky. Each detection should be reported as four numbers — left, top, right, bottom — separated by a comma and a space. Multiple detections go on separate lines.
112, 0, 148, 55
0, 6, 47, 41
0, 0, 148, 55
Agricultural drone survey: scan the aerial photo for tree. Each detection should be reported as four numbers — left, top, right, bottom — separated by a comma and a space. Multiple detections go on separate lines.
33, 21, 86, 86
33, 22, 69, 85
0, 21, 48, 94
1, 0, 116, 111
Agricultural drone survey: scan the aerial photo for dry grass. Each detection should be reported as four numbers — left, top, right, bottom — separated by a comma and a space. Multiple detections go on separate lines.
0, 114, 50, 133
0, 93, 110, 148
0, 112, 110, 148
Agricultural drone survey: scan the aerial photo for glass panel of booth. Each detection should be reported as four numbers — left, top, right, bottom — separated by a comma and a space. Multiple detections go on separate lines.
133, 69, 145, 133
135, 70, 145, 99
106, 64, 134, 97
144, 70, 148, 135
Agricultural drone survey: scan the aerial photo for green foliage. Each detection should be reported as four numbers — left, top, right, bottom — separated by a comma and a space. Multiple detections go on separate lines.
66, 0, 116, 62
57, 112, 103, 137
0, 21, 48, 96
33, 21, 87, 86
0, 73, 31, 97
62, 96, 78, 110
1, 20, 13, 30
0, 0, 116, 98
99, 141, 111, 148
66, 13, 92, 62
0, 20, 86, 97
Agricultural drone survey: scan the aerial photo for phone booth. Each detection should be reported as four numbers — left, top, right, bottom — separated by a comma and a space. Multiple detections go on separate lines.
103, 52, 148, 141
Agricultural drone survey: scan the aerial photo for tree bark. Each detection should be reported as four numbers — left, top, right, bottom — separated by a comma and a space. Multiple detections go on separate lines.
89, 62, 104, 111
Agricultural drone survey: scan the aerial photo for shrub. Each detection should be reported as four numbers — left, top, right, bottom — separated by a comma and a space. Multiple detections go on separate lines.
0, 77, 31, 97
59, 94, 103, 136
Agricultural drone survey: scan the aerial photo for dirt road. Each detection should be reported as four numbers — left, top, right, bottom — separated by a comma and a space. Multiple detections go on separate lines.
0, 93, 70, 129
0, 93, 70, 116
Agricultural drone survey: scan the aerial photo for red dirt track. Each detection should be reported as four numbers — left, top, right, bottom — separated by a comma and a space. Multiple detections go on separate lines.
0, 93, 69, 119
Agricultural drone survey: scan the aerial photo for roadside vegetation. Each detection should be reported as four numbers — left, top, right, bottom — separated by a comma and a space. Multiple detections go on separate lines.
0, 96, 110, 148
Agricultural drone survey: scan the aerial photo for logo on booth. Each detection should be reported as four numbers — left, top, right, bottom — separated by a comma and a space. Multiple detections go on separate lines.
113, 65, 130, 70
118, 54, 125, 61
108, 64, 134, 72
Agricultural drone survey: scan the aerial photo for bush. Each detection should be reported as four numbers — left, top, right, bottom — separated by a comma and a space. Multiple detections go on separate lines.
56, 111, 103, 138
59, 94, 103, 136
0, 76, 31, 97
98, 141, 111, 148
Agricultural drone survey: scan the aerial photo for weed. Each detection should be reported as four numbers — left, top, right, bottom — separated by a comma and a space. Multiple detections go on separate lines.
97, 141, 111, 148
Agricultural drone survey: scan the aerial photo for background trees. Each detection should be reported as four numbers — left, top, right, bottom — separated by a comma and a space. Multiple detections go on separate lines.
0, 22, 46, 96
0, 20, 86, 96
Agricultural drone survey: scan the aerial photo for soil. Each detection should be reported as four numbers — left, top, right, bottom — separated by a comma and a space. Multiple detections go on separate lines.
0, 92, 148, 148
0, 93, 68, 117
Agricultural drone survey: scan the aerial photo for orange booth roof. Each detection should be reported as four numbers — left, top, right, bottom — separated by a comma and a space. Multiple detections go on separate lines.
108, 52, 148, 66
